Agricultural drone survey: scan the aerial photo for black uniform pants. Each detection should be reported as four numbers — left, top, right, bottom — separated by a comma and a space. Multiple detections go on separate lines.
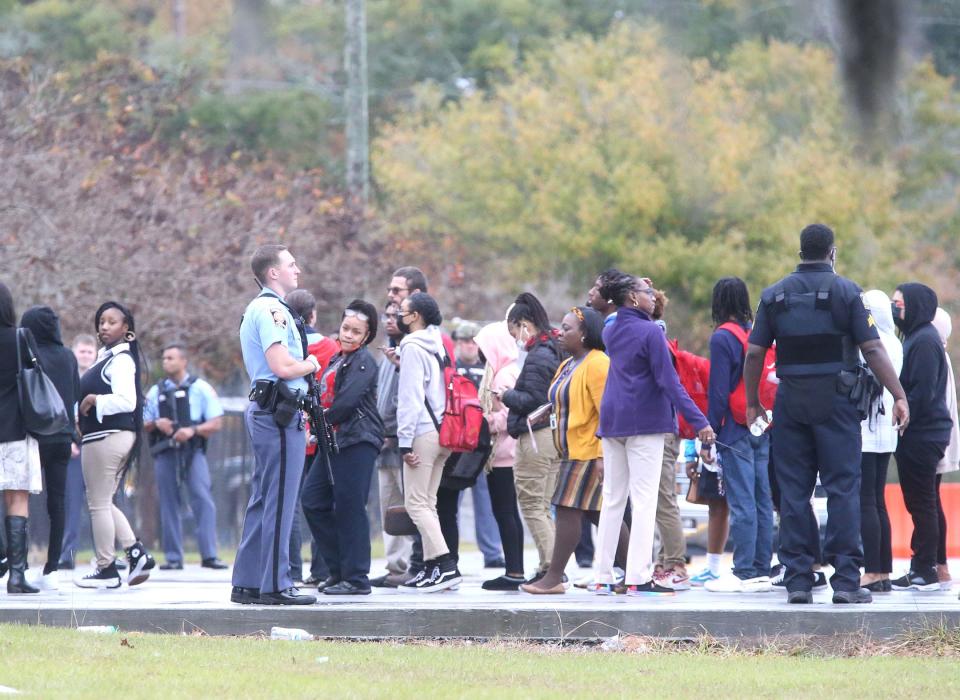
896, 435, 946, 575
772, 384, 863, 593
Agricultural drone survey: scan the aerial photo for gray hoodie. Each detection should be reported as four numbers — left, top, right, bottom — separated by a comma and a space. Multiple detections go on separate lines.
397, 325, 447, 449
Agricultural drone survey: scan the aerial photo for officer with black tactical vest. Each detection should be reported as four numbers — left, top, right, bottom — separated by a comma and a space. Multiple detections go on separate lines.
743, 224, 909, 605
144, 344, 228, 571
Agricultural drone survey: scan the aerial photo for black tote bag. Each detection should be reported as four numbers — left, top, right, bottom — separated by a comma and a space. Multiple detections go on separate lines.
16, 328, 70, 436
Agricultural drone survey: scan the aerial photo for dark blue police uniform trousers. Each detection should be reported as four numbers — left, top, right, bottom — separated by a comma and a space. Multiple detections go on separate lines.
59, 450, 90, 566
301, 442, 378, 587
772, 388, 863, 593
154, 447, 219, 563
232, 404, 305, 594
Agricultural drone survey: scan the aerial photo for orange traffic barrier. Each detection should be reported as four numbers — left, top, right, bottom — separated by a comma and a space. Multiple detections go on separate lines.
887, 482, 960, 559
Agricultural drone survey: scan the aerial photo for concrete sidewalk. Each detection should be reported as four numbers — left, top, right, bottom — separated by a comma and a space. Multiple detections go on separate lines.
1, 552, 957, 640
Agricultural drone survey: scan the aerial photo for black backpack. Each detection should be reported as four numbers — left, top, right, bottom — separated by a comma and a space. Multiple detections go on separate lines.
439, 417, 493, 491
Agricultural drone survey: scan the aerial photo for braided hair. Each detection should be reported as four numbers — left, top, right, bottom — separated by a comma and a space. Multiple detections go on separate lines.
598, 272, 638, 308
94, 301, 145, 480
710, 277, 753, 326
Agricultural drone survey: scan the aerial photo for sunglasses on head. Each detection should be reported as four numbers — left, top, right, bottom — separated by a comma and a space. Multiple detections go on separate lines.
344, 309, 370, 322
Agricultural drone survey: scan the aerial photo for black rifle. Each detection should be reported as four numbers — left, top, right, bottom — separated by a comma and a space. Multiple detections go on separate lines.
149, 386, 192, 486
303, 370, 339, 460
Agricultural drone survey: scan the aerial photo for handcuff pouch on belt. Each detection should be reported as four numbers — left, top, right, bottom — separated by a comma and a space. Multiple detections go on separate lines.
250, 379, 303, 428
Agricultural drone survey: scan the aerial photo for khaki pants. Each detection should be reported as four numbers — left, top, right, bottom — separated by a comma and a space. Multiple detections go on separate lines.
596, 434, 666, 585
403, 431, 451, 562
514, 429, 559, 572
656, 433, 686, 568
379, 466, 412, 574
81, 431, 137, 569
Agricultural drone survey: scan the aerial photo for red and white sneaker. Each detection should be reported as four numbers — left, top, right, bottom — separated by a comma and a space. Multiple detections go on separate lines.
654, 568, 691, 591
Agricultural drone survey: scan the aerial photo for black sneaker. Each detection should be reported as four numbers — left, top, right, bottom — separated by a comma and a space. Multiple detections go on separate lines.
57, 559, 74, 571
482, 575, 525, 591
125, 542, 155, 586
523, 570, 546, 586
75, 562, 122, 589
484, 558, 506, 569
159, 561, 183, 571
400, 569, 427, 590
787, 590, 813, 604
812, 571, 828, 588
625, 581, 675, 595
316, 576, 341, 592
891, 569, 939, 591
323, 581, 372, 595
414, 558, 462, 593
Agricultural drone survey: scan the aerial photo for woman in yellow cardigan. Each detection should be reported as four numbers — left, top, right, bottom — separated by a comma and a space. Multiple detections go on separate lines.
521, 306, 630, 594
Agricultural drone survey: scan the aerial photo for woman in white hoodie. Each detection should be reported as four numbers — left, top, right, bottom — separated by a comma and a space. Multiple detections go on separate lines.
859, 290, 903, 592
396, 292, 461, 592
932, 307, 958, 589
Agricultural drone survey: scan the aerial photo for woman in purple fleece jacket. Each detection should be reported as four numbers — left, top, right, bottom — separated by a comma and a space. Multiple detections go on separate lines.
594, 273, 716, 594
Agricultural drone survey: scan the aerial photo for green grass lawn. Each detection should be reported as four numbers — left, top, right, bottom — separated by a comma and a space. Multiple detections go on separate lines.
0, 624, 958, 698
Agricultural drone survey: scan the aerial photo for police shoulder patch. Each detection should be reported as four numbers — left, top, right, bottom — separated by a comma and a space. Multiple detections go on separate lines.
270, 307, 288, 329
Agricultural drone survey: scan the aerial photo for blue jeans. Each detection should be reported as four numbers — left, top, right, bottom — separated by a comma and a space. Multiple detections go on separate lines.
720, 432, 773, 580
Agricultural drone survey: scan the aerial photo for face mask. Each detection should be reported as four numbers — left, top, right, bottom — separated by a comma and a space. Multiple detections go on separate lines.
397, 316, 411, 335
515, 326, 529, 351
893, 307, 908, 334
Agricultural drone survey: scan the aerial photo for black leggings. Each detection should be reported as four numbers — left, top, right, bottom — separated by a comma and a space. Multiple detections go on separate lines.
859, 452, 892, 574
936, 475, 947, 566
486, 468, 525, 575
436, 485, 460, 563
39, 441, 71, 575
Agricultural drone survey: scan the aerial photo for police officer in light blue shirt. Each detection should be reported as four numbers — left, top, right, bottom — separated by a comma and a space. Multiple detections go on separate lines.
231, 244, 319, 605
143, 344, 227, 571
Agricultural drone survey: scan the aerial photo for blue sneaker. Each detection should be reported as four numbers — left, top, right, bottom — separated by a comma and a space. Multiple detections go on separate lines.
589, 582, 617, 596
690, 568, 719, 586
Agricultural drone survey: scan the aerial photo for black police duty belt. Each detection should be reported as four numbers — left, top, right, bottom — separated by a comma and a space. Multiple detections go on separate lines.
250, 378, 303, 428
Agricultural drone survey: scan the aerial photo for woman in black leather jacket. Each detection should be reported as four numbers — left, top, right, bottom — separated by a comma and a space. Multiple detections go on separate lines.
500, 292, 564, 582
302, 299, 384, 595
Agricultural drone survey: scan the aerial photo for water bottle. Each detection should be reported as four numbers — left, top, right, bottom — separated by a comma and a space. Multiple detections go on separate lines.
77, 625, 118, 634
270, 626, 314, 641
750, 410, 773, 437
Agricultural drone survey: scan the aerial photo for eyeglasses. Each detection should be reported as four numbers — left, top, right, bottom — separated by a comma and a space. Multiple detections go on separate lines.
400, 309, 416, 319
381, 313, 398, 323
570, 307, 585, 323
344, 309, 370, 322
387, 286, 409, 295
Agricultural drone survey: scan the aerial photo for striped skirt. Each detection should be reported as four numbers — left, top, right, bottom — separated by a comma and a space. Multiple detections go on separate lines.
551, 458, 603, 512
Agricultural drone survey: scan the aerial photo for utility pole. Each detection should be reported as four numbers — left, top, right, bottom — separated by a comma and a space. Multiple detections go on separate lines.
345, 0, 369, 213
172, 0, 187, 41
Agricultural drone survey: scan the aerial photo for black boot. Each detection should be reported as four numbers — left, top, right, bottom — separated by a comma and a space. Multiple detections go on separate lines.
6, 516, 39, 594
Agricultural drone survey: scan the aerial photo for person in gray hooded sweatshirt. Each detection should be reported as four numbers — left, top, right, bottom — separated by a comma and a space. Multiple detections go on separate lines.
890, 282, 952, 591
396, 292, 461, 592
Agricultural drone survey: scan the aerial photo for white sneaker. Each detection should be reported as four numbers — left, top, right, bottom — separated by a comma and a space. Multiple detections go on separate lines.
704, 572, 743, 593
741, 575, 773, 593
29, 570, 59, 591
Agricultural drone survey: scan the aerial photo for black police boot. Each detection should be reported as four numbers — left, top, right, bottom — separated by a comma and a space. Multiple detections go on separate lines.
832, 588, 873, 604
259, 587, 317, 605
6, 516, 39, 594
230, 586, 261, 604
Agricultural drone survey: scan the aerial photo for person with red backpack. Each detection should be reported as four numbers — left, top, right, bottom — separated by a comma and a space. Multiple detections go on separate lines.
396, 292, 462, 592
702, 277, 775, 594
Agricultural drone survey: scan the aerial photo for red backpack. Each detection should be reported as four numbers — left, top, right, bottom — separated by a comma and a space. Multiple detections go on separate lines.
667, 339, 710, 440
718, 322, 778, 426
425, 353, 484, 453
